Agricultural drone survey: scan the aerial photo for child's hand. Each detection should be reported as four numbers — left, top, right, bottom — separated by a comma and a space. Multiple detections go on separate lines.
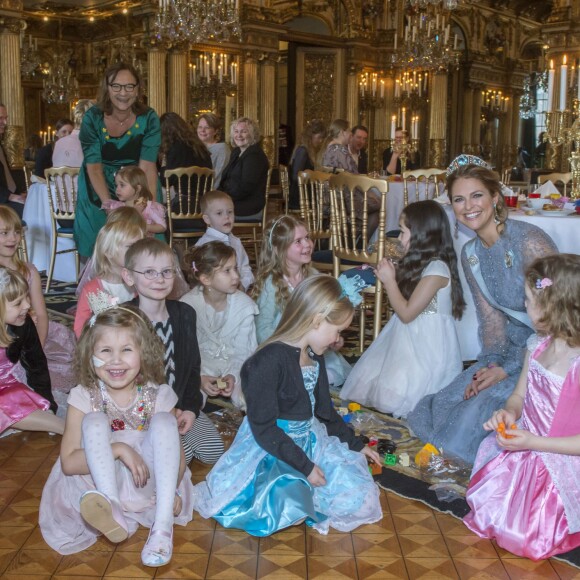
175, 409, 196, 434
483, 409, 516, 432
200, 375, 221, 397
361, 445, 382, 465
219, 375, 236, 397
328, 336, 344, 351
375, 258, 396, 285
307, 464, 326, 487
118, 444, 150, 488
497, 427, 536, 452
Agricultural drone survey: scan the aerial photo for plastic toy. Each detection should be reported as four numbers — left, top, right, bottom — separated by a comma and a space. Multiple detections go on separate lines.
377, 439, 397, 455
415, 443, 439, 467
369, 462, 383, 475
384, 453, 397, 466
399, 452, 410, 467
216, 377, 227, 390
348, 402, 361, 412
497, 422, 517, 439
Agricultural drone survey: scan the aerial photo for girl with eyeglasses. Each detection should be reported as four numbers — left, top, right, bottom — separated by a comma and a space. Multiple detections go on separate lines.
74, 62, 162, 260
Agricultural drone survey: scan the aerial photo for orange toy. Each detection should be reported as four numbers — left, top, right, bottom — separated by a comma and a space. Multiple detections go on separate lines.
497, 422, 517, 439
414, 443, 439, 467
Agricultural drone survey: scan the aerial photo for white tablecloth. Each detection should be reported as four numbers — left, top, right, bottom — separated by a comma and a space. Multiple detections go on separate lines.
23, 182, 77, 283
444, 205, 580, 361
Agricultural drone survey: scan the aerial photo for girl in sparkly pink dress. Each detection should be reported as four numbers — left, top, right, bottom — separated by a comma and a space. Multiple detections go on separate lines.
0, 268, 63, 435
39, 302, 194, 567
464, 253, 580, 560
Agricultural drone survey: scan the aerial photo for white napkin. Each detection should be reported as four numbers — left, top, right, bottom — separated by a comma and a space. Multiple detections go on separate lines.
533, 180, 560, 196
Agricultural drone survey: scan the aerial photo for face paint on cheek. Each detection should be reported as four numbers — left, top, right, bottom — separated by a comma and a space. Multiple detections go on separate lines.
92, 355, 106, 368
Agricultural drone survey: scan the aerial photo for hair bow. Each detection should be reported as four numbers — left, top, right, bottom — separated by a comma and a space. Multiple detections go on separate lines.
0, 268, 9, 293
535, 277, 553, 290
191, 261, 198, 273
337, 273, 367, 307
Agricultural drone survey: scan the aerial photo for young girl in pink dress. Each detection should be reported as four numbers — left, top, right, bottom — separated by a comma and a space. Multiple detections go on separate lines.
0, 268, 63, 435
40, 301, 193, 566
464, 253, 580, 560
103, 166, 166, 236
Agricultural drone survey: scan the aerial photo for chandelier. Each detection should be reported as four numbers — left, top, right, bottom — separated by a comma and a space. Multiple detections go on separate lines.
481, 89, 508, 120
155, 0, 242, 45
408, 0, 461, 9
41, 47, 79, 105
190, 51, 238, 116
394, 69, 430, 110
20, 34, 43, 80
359, 72, 386, 110
519, 73, 547, 119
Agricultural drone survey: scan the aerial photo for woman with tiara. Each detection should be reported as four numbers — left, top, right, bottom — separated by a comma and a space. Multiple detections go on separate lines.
407, 155, 558, 464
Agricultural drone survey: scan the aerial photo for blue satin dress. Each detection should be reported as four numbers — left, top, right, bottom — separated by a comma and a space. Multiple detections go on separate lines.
193, 363, 382, 536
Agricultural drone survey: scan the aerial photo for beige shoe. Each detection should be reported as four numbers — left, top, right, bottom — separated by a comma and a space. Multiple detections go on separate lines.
80, 490, 129, 543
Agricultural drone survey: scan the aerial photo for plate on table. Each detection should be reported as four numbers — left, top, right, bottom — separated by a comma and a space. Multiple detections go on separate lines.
539, 209, 572, 217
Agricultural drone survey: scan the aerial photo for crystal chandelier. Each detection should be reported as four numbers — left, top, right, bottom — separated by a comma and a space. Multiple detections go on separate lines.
42, 47, 79, 105
394, 69, 430, 110
20, 34, 43, 80
190, 51, 238, 116
155, 0, 242, 45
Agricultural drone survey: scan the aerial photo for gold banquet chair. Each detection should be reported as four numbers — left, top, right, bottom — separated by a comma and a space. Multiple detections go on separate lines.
403, 168, 446, 205
538, 172, 573, 196
329, 173, 389, 353
164, 166, 214, 249
44, 166, 81, 291
279, 164, 298, 216
298, 169, 333, 272
233, 167, 272, 260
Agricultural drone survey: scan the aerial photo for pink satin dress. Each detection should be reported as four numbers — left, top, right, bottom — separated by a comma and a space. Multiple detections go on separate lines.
464, 339, 580, 560
0, 348, 49, 432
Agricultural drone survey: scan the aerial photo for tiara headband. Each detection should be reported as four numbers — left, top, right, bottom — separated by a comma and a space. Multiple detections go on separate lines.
268, 216, 286, 248
0, 269, 10, 293
87, 290, 147, 327
446, 154, 513, 198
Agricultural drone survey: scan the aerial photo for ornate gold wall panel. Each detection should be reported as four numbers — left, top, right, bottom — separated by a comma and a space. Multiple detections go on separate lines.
302, 52, 336, 127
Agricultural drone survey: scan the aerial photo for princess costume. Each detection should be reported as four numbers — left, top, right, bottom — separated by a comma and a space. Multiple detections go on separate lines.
193, 343, 382, 536
39, 382, 194, 554
341, 260, 462, 417
464, 337, 580, 559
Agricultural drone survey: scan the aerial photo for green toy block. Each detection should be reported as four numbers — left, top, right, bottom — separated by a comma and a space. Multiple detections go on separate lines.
384, 453, 397, 466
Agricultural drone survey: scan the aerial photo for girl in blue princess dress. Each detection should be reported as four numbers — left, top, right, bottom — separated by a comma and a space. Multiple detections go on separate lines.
193, 274, 383, 536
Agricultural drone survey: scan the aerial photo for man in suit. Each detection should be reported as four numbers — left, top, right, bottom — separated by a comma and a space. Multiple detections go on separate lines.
0, 104, 27, 218
349, 125, 369, 174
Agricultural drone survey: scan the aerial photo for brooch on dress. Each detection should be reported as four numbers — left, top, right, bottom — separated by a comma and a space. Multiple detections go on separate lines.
504, 250, 515, 269
467, 255, 479, 266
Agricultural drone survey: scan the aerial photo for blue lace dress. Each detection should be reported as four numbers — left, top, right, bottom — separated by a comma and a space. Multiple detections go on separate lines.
192, 363, 382, 536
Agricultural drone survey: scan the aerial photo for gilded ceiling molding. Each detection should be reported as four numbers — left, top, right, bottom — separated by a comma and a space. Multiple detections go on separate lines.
0, 15, 24, 33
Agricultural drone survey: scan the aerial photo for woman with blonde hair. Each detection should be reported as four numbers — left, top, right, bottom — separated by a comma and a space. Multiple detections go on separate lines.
220, 117, 270, 218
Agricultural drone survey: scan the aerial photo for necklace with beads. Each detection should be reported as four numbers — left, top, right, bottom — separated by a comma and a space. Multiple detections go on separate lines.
99, 382, 149, 432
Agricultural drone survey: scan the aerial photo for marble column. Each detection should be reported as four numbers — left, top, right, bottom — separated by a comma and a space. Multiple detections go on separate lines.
168, 50, 188, 119
346, 67, 359, 128
471, 88, 483, 156
148, 49, 167, 116
243, 54, 259, 122
428, 72, 448, 167
260, 57, 276, 166
0, 22, 25, 167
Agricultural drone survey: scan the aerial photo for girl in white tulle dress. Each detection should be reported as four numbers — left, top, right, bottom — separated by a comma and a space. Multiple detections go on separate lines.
341, 200, 465, 417
39, 302, 193, 567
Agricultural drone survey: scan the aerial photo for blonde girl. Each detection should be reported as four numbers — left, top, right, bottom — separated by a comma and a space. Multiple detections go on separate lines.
104, 166, 166, 236
39, 304, 193, 566
0, 268, 63, 435
253, 215, 351, 386
74, 207, 146, 336
181, 241, 258, 410
193, 275, 382, 536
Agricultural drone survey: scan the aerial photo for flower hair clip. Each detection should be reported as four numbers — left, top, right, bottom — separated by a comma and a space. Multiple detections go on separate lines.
337, 273, 368, 307
191, 261, 198, 273
535, 277, 553, 290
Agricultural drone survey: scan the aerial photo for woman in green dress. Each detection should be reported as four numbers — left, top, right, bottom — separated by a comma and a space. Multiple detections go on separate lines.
74, 62, 161, 258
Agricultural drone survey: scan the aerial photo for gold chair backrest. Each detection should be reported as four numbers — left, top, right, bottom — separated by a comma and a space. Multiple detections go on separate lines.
328, 173, 388, 269
164, 166, 214, 217
538, 172, 572, 195
45, 166, 80, 218
262, 167, 273, 229
297, 169, 332, 244
279, 165, 290, 214
403, 168, 446, 203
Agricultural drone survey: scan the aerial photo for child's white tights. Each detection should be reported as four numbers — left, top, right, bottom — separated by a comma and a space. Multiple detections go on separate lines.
82, 412, 181, 533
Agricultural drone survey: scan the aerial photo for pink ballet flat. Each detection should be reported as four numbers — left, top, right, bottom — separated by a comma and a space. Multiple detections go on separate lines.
79, 490, 129, 543
141, 526, 173, 567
